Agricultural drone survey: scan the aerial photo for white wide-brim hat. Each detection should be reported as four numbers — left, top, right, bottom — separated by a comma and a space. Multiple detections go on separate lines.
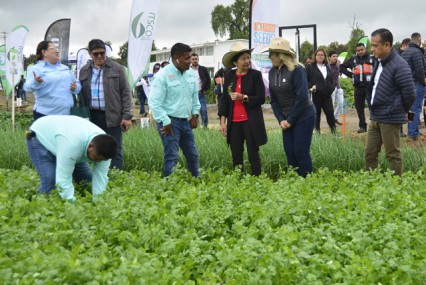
260, 37, 296, 57
222, 42, 254, 69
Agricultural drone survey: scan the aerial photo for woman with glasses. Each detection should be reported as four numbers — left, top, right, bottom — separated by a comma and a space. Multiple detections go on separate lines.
219, 42, 267, 176
305, 48, 336, 133
262, 37, 316, 177
24, 40, 81, 121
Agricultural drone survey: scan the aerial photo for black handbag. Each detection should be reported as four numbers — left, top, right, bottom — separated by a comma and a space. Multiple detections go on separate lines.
70, 93, 90, 119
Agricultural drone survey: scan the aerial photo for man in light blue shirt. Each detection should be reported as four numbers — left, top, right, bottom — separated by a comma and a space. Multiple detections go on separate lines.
149, 43, 201, 177
26, 115, 118, 201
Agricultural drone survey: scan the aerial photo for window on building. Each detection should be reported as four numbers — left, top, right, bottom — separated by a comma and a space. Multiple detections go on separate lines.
207, 46, 214, 56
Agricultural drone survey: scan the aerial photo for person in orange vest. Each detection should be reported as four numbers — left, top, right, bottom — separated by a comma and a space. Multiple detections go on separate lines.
340, 43, 376, 133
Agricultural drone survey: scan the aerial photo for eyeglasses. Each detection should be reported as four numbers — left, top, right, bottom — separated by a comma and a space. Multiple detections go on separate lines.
92, 51, 106, 57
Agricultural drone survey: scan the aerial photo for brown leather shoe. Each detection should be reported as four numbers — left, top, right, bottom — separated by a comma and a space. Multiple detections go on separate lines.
335, 119, 343, 126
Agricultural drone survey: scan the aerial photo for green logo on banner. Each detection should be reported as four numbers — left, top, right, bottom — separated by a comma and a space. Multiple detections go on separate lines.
132, 12, 146, 38
7, 48, 19, 63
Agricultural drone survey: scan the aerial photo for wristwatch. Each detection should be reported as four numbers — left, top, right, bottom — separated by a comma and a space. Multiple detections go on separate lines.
243, 95, 249, 102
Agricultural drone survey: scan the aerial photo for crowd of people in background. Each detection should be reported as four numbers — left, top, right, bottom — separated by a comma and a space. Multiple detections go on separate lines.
20, 27, 425, 201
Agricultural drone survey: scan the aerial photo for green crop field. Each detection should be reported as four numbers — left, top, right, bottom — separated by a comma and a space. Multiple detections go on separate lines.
0, 112, 425, 284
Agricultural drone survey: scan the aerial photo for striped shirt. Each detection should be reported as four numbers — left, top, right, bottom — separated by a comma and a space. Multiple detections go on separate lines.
90, 65, 105, 110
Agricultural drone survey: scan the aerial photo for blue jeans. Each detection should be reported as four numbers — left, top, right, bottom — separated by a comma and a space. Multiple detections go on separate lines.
26, 135, 92, 196
18, 89, 27, 101
198, 92, 208, 127
282, 114, 315, 177
408, 82, 426, 137
156, 118, 199, 177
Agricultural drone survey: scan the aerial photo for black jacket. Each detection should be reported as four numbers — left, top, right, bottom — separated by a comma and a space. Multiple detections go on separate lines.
305, 63, 334, 97
219, 68, 267, 147
269, 65, 315, 125
366, 49, 415, 124
196, 65, 211, 92
401, 42, 426, 85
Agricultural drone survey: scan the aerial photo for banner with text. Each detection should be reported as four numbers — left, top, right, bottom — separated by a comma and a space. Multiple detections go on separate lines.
127, 0, 161, 88
6, 25, 29, 97
250, 0, 280, 95
44, 18, 71, 66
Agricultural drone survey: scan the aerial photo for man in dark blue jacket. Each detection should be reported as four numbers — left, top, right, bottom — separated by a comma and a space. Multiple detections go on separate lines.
365, 28, 415, 176
401, 33, 426, 140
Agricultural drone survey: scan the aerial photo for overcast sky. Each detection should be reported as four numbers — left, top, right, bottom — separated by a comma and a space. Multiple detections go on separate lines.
1, 0, 425, 57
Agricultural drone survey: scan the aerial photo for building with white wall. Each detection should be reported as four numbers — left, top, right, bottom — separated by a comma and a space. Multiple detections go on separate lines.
149, 39, 249, 77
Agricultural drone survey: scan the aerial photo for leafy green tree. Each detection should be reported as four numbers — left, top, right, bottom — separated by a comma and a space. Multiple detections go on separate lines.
393, 41, 401, 51
346, 17, 367, 57
114, 40, 157, 67
117, 41, 128, 66
211, 0, 250, 39
24, 54, 37, 69
327, 41, 348, 55
299, 40, 314, 63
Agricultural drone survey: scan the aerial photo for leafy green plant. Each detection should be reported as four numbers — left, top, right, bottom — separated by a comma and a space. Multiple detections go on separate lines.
0, 111, 33, 130
1, 168, 425, 284
339, 77, 354, 108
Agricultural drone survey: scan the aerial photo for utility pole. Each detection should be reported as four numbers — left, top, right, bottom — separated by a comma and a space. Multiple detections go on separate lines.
0, 32, 6, 96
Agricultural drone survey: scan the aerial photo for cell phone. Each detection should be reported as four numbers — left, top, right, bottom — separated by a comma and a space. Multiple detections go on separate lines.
407, 111, 414, 121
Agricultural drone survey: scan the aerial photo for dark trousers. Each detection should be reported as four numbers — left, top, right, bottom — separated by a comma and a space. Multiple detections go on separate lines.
90, 110, 124, 170
137, 91, 147, 115
282, 114, 315, 177
312, 94, 336, 132
198, 92, 208, 127
33, 110, 46, 121
354, 87, 367, 129
229, 121, 261, 176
